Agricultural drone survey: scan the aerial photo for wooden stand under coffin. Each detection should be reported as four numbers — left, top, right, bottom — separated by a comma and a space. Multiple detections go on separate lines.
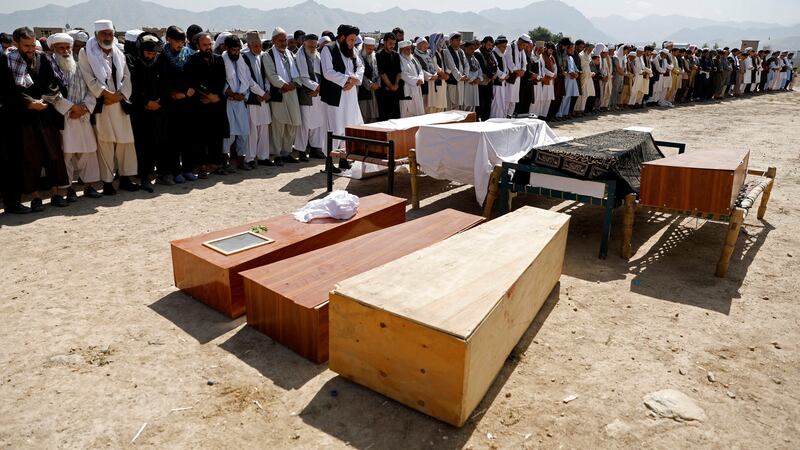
170, 194, 405, 318
328, 206, 570, 426
240, 209, 484, 363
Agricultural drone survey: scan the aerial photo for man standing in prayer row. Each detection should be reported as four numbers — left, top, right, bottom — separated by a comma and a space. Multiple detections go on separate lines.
49, 32, 103, 200
128, 31, 168, 192
185, 32, 227, 175
398, 39, 424, 117
67, 29, 88, 62
221, 36, 253, 171
263, 27, 302, 164
443, 33, 467, 110
161, 25, 198, 184
412, 37, 440, 114
504, 35, 529, 117
358, 37, 380, 123
241, 31, 273, 167
474, 35, 497, 122
320, 24, 363, 171
9, 27, 71, 210
0, 38, 30, 213
79, 19, 139, 194
294, 33, 325, 161
490, 36, 509, 119
376, 32, 401, 121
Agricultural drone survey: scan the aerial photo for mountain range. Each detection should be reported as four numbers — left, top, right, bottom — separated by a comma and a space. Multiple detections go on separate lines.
1, 0, 797, 50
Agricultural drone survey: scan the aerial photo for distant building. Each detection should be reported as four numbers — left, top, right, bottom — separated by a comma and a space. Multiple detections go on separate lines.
458, 31, 474, 42
741, 40, 760, 51
33, 27, 64, 39
142, 27, 167, 38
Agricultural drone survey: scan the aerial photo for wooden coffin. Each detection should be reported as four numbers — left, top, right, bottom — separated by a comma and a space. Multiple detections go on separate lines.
240, 209, 484, 363
328, 206, 570, 426
345, 111, 476, 159
170, 194, 405, 318
639, 148, 749, 216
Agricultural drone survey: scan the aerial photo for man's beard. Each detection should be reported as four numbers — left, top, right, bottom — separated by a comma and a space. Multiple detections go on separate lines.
57, 53, 77, 75
201, 49, 212, 58
100, 40, 114, 50
339, 40, 354, 59
229, 53, 239, 61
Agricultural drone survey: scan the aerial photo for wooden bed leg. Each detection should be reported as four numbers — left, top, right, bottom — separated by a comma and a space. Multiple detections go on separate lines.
757, 167, 776, 220
483, 166, 502, 219
409, 149, 420, 209
621, 193, 636, 259
715, 208, 745, 278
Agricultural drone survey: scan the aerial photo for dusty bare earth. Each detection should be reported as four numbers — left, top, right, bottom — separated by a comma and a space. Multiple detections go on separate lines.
1, 91, 798, 449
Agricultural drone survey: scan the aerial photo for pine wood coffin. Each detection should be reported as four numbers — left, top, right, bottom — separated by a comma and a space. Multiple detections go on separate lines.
328, 206, 570, 426
639, 148, 750, 216
170, 194, 406, 318
240, 209, 484, 363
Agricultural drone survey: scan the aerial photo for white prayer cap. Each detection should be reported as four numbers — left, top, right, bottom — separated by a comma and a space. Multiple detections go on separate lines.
319, 36, 331, 45
125, 29, 143, 42
214, 31, 231, 51
415, 37, 427, 45
744, 47, 753, 52
593, 43, 607, 56
272, 27, 286, 38
46, 32, 73, 49
35, 40, 42, 51
363, 37, 376, 46
94, 19, 114, 32
397, 40, 412, 49
68, 30, 89, 42
659, 48, 669, 55
519, 34, 532, 44
637, 46, 644, 52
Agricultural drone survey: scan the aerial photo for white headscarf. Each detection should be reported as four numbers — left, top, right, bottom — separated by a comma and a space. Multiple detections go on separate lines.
214, 32, 232, 51
85, 33, 126, 91
222, 51, 252, 94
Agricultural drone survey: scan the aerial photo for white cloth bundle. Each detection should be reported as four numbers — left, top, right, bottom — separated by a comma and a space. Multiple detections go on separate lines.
292, 190, 360, 222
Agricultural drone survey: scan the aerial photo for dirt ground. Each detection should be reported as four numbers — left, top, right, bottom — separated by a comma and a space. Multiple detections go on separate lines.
1, 90, 798, 449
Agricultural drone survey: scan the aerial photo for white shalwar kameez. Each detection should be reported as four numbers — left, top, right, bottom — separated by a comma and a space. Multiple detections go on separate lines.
320, 43, 364, 151
294, 46, 326, 151
399, 53, 425, 118
242, 50, 272, 162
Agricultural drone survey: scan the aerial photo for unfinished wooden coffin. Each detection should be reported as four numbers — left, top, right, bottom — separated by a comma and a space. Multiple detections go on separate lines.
639, 148, 750, 216
328, 206, 570, 426
170, 194, 405, 318
240, 209, 484, 363
345, 111, 476, 159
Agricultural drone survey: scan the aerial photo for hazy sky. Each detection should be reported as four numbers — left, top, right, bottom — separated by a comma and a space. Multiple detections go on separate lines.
1, 0, 798, 25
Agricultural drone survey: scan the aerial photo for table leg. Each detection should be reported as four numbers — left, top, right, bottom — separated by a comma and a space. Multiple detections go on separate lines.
715, 208, 745, 278
409, 149, 419, 209
483, 166, 502, 219
621, 193, 636, 259
757, 167, 777, 220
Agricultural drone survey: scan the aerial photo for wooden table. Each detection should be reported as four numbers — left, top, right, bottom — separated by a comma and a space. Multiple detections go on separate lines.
240, 209, 484, 363
170, 194, 406, 318
329, 206, 570, 426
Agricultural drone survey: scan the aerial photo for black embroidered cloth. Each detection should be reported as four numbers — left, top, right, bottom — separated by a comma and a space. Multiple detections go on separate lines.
526, 129, 664, 196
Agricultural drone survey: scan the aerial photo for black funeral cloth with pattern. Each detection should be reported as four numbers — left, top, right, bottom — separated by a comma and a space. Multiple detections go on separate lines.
525, 129, 665, 196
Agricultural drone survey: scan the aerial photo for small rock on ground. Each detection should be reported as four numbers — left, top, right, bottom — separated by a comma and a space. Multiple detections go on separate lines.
643, 389, 706, 422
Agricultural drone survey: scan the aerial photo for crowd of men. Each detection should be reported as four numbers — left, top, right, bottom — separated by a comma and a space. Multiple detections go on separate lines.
0, 21, 795, 214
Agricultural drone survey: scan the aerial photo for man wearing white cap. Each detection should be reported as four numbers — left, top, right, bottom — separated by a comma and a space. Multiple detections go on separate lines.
241, 31, 273, 167
47, 32, 102, 200
294, 33, 325, 161
123, 29, 143, 55
67, 29, 89, 62
505, 35, 530, 116
262, 27, 302, 163
358, 36, 380, 123
412, 37, 440, 113
398, 39, 424, 117
320, 24, 364, 166
443, 32, 468, 110
78, 19, 139, 194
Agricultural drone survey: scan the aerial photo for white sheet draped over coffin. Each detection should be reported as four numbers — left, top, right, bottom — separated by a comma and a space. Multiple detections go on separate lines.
367, 110, 472, 131
414, 118, 559, 205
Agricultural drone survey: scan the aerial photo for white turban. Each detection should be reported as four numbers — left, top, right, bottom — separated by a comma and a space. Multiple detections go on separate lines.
125, 29, 143, 42
363, 37, 376, 46
593, 43, 607, 56
46, 33, 74, 49
414, 37, 427, 45
355, 35, 363, 46
214, 32, 232, 51
35, 40, 42, 51
398, 40, 412, 49
68, 30, 90, 43
519, 34, 532, 44
659, 48, 669, 55
319, 36, 331, 45
94, 20, 114, 32
272, 27, 286, 38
